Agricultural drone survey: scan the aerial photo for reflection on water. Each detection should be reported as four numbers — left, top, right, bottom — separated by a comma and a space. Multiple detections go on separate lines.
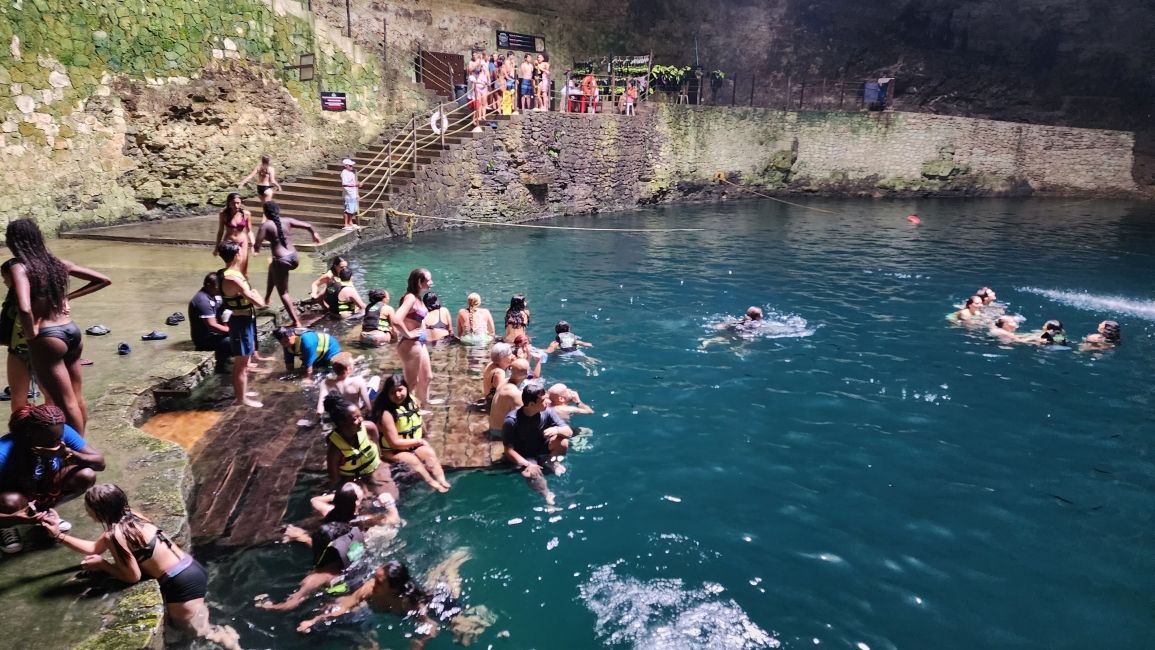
204, 199, 1155, 650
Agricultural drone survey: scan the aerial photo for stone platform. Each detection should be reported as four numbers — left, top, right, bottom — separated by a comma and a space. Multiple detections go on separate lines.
60, 214, 358, 252
185, 334, 502, 550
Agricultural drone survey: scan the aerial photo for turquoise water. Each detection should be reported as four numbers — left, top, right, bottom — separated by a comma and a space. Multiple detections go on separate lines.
207, 199, 1155, 649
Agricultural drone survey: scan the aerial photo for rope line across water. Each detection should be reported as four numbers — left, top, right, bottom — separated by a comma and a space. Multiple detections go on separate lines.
386, 209, 707, 232
713, 172, 840, 214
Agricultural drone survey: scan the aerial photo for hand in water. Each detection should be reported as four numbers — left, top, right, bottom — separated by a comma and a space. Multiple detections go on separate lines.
521, 464, 544, 480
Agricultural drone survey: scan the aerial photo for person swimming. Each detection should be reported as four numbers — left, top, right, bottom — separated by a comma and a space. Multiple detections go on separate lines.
1081, 320, 1121, 351
543, 320, 594, 355
952, 296, 984, 323
1037, 319, 1070, 346
503, 294, 531, 342
989, 316, 1028, 343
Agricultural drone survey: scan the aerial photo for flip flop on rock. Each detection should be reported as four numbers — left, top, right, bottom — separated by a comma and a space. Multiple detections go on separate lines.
85, 325, 111, 336
141, 331, 168, 341
164, 312, 185, 326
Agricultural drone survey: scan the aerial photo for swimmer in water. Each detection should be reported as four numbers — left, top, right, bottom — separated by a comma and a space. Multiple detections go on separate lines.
989, 316, 1030, 343
700, 306, 765, 348
256, 521, 366, 612
975, 287, 1004, 315
1080, 320, 1121, 351
511, 334, 544, 379
1030, 319, 1070, 346
543, 320, 593, 355
952, 296, 984, 323
546, 383, 594, 420
297, 549, 494, 646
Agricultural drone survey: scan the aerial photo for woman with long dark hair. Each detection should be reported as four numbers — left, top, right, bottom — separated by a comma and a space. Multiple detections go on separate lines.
4, 219, 110, 433
393, 268, 435, 406
370, 374, 451, 493
41, 485, 238, 646
503, 293, 531, 342
213, 193, 255, 275
421, 291, 454, 344
322, 392, 398, 502
254, 200, 320, 328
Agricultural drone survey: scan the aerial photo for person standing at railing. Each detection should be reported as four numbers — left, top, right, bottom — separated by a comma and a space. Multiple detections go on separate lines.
501, 56, 517, 116
488, 53, 500, 112
580, 72, 597, 113
623, 81, 638, 116
339, 159, 359, 230
519, 54, 535, 112
469, 51, 489, 133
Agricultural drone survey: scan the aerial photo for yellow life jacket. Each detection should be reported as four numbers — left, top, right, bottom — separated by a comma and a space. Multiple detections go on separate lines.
327, 424, 381, 477
219, 269, 253, 312
291, 331, 332, 360
384, 398, 423, 450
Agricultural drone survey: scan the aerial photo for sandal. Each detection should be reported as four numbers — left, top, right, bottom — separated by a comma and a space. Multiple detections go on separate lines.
165, 314, 182, 326
79, 358, 94, 366
141, 331, 168, 341
117, 342, 132, 355
85, 325, 111, 336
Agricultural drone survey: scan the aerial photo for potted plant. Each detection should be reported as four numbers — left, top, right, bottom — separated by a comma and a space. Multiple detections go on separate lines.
710, 69, 725, 90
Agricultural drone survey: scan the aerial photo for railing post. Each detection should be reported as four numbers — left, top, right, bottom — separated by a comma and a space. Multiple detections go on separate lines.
439, 102, 445, 150
798, 81, 805, 110
838, 79, 845, 110
749, 73, 755, 106
345, 0, 351, 37
410, 115, 416, 166
731, 74, 737, 106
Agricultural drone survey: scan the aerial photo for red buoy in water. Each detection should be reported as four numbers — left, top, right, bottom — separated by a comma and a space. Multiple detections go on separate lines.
906, 214, 921, 224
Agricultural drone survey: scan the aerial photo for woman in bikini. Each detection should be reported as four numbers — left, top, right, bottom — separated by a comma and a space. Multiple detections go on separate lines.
254, 201, 320, 328
503, 293, 531, 342
536, 53, 551, 111
393, 268, 435, 406
455, 292, 496, 345
213, 193, 255, 276
41, 484, 237, 647
238, 155, 283, 201
421, 291, 454, 344
5, 219, 110, 434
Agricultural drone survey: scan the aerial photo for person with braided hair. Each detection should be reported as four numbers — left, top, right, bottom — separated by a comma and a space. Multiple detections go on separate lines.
0, 404, 104, 553
40, 484, 241, 649
255, 200, 321, 328
4, 218, 111, 434
323, 391, 398, 504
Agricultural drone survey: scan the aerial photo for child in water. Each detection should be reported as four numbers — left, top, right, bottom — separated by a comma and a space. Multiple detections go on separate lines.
1080, 320, 1121, 351
543, 320, 593, 355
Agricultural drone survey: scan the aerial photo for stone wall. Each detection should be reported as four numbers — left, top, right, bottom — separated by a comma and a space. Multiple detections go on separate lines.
0, 0, 423, 232
379, 105, 1135, 238
651, 107, 1138, 195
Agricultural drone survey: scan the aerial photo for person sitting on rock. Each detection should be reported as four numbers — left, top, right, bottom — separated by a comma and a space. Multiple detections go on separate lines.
188, 272, 231, 372
274, 327, 341, 380
0, 404, 105, 554
359, 289, 394, 347
322, 392, 397, 504
315, 352, 379, 417
325, 267, 365, 318
502, 385, 573, 507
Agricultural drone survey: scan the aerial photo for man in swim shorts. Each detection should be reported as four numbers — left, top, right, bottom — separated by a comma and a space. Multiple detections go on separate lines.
502, 384, 572, 506
488, 358, 529, 439
519, 54, 535, 112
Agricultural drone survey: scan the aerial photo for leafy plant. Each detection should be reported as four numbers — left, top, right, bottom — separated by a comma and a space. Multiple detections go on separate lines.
710, 69, 725, 80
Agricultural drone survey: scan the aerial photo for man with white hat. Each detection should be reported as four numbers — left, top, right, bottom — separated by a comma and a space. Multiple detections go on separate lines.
340, 158, 360, 230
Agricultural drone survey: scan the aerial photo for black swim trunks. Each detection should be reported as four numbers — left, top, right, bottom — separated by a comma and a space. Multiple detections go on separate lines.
256, 184, 272, 198
36, 321, 82, 356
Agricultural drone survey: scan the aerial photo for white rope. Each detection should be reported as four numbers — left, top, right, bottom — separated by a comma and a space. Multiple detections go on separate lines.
388, 209, 705, 232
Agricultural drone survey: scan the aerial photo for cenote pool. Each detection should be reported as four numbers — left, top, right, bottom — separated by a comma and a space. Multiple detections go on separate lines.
205, 199, 1155, 649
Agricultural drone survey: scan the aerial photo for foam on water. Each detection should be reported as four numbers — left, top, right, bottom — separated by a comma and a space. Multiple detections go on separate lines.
1019, 287, 1155, 321
580, 562, 779, 649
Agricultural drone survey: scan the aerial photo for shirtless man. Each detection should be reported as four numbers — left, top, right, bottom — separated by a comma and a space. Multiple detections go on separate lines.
488, 358, 529, 439
468, 51, 489, 132
519, 54, 535, 112
546, 383, 594, 420
481, 342, 514, 412
535, 53, 551, 111
316, 352, 378, 416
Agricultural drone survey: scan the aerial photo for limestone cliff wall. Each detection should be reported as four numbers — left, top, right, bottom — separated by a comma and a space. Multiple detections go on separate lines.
381, 106, 1135, 236
0, 0, 418, 232
651, 108, 1137, 194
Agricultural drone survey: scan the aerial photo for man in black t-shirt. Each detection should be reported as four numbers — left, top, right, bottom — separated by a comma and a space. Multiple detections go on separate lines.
502, 384, 573, 506
188, 273, 230, 370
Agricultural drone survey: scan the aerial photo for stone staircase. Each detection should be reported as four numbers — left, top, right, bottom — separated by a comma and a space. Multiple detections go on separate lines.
275, 101, 501, 251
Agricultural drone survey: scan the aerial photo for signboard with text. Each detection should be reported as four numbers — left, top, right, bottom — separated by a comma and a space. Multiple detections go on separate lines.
321, 92, 347, 111
496, 30, 545, 53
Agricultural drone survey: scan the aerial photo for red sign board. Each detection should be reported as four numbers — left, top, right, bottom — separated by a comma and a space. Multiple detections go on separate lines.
321, 92, 347, 111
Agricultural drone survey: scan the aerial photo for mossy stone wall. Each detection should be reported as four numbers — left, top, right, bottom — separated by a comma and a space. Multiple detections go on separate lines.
0, 0, 404, 233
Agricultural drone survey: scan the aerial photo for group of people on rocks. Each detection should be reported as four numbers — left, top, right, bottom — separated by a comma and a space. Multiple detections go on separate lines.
187, 252, 599, 635
0, 219, 242, 646
950, 287, 1122, 351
